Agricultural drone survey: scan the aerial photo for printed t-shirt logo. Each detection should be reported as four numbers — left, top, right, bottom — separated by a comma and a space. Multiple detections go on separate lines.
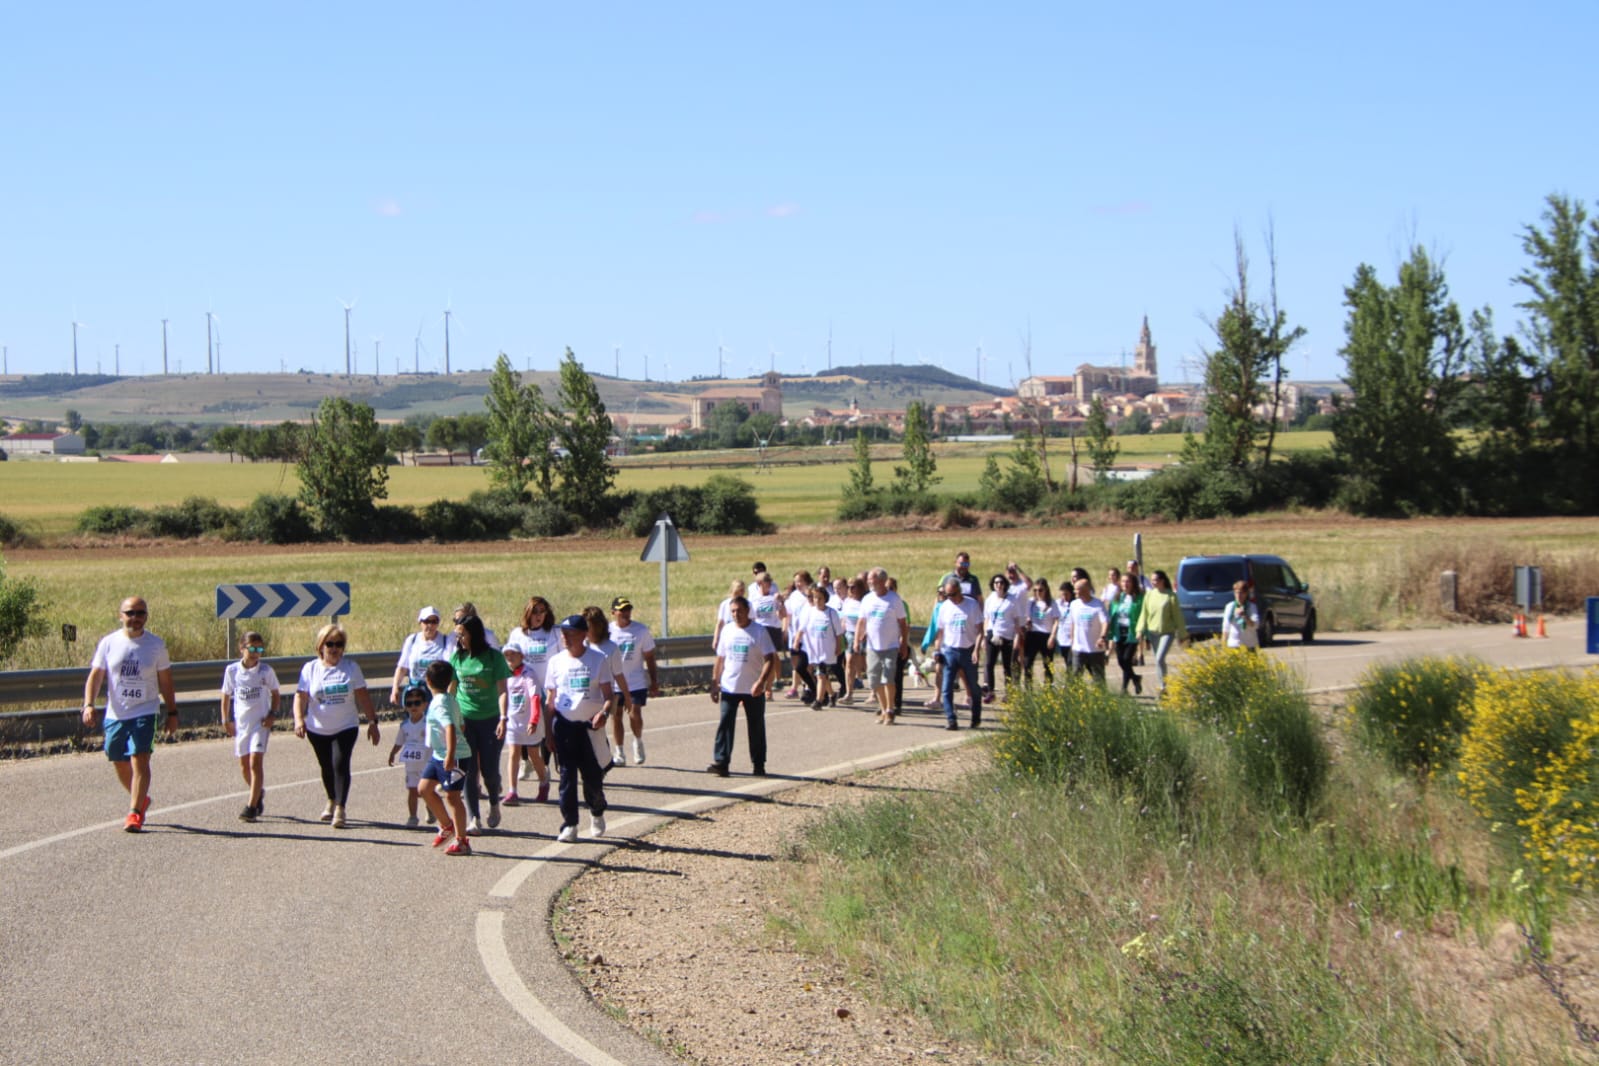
727, 638, 752, 664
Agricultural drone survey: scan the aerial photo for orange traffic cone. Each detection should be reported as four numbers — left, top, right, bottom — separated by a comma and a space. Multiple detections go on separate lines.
1512, 613, 1527, 638
1536, 615, 1548, 638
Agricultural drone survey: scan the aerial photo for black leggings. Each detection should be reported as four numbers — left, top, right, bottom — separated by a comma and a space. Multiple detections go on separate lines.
983, 640, 1015, 693
793, 650, 816, 702
306, 727, 359, 806
1115, 640, 1142, 692
1023, 631, 1053, 683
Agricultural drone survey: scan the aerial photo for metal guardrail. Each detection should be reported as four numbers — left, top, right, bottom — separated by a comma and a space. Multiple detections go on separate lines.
0, 628, 926, 744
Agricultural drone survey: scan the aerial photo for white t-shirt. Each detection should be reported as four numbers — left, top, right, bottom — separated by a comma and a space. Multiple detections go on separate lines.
545, 646, 612, 722
1025, 598, 1060, 635
608, 620, 657, 691
716, 623, 776, 695
396, 631, 450, 686
857, 591, 907, 652
983, 592, 1023, 641
396, 715, 429, 764
91, 630, 172, 722
785, 589, 811, 638
933, 596, 981, 650
585, 636, 627, 693
296, 658, 368, 735
838, 597, 864, 642
506, 670, 538, 732
798, 604, 844, 665
221, 660, 280, 726
749, 588, 784, 630
506, 626, 556, 689
1064, 598, 1109, 654
1223, 599, 1260, 649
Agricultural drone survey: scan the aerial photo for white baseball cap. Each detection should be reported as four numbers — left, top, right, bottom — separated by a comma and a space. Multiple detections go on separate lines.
417, 605, 441, 623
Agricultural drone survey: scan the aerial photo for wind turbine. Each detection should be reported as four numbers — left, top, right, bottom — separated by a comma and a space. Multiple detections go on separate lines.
413, 317, 428, 374
205, 309, 217, 374
373, 336, 382, 377
614, 344, 621, 378
160, 318, 169, 375
339, 297, 358, 376
717, 336, 728, 379
71, 319, 87, 375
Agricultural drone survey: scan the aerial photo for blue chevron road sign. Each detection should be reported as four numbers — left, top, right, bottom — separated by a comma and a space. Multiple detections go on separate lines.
215, 582, 351, 620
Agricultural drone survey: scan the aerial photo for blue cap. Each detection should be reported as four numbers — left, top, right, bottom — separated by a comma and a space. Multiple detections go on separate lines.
558, 614, 588, 631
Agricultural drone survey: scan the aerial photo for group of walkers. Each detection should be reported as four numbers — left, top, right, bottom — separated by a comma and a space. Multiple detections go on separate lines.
78, 550, 1206, 846
82, 595, 660, 853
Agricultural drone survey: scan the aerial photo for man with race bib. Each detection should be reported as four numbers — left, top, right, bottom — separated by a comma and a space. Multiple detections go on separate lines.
82, 596, 178, 832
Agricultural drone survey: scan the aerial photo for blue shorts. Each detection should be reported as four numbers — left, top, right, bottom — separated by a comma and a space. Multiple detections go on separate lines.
628, 688, 649, 709
421, 756, 474, 792
104, 715, 156, 761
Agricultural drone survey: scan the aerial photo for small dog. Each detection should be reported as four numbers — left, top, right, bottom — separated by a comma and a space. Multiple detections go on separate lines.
905, 651, 932, 688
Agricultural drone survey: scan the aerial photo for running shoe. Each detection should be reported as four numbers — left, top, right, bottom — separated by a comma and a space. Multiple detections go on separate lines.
123, 809, 144, 832
319, 802, 335, 822
589, 814, 606, 837
518, 762, 533, 782
556, 825, 578, 843
432, 825, 454, 848
465, 817, 481, 836
445, 839, 471, 856
535, 782, 550, 803
405, 815, 420, 828
487, 802, 502, 829
501, 792, 520, 807
632, 738, 646, 765
331, 805, 347, 829
239, 805, 257, 823
610, 747, 626, 768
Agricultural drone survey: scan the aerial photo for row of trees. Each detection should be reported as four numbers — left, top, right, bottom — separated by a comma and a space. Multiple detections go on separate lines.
1184, 192, 1599, 517
294, 348, 617, 538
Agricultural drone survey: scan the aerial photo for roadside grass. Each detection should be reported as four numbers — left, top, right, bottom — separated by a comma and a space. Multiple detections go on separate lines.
776, 682, 1599, 1063
4, 515, 1598, 671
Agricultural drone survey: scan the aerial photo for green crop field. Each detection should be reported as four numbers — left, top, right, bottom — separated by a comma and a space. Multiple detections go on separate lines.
3, 511, 1595, 673
0, 431, 1336, 536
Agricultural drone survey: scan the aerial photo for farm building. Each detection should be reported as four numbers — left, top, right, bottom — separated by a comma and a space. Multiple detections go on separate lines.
2, 431, 86, 456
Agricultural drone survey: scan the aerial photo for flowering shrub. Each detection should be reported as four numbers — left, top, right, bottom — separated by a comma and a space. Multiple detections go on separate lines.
1350, 657, 1483, 778
1458, 669, 1599, 886
1166, 643, 1327, 819
995, 677, 1193, 818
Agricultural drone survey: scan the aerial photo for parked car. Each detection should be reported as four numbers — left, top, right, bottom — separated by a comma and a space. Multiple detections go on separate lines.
1175, 554, 1316, 645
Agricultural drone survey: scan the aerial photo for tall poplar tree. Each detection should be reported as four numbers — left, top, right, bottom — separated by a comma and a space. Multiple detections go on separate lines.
554, 348, 616, 521
893, 400, 939, 494
297, 397, 388, 539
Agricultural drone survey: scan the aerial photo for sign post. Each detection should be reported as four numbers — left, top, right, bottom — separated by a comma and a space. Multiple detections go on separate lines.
639, 513, 689, 638
216, 581, 352, 654
1588, 597, 1599, 656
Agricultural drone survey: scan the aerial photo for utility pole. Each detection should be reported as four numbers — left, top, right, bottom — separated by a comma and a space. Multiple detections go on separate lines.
206, 311, 215, 374
614, 345, 620, 378
161, 319, 169, 375
72, 322, 80, 375
443, 309, 452, 374
343, 305, 352, 376
414, 335, 420, 375
374, 338, 381, 377
643, 350, 649, 381
717, 343, 724, 378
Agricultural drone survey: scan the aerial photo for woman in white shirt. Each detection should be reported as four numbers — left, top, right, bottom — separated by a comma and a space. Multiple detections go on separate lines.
1021, 578, 1060, 684
981, 574, 1024, 702
294, 624, 380, 828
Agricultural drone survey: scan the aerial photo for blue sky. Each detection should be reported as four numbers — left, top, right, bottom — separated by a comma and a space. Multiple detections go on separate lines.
2, 2, 1592, 386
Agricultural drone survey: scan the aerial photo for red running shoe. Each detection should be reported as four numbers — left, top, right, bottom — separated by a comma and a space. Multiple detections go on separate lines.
445, 839, 471, 856
432, 824, 455, 848
123, 810, 144, 832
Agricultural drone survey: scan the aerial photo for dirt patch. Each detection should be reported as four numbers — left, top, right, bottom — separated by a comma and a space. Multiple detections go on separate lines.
555, 745, 998, 1066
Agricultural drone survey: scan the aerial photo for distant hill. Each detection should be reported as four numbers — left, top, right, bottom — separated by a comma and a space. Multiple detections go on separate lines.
0, 362, 1010, 427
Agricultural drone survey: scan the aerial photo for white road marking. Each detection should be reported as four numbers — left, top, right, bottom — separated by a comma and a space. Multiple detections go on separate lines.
477, 736, 967, 1065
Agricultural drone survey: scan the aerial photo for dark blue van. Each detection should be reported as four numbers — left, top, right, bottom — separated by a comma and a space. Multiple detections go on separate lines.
1175, 554, 1316, 645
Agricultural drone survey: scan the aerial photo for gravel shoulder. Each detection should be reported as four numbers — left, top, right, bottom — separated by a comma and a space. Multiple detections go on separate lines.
554, 743, 995, 1066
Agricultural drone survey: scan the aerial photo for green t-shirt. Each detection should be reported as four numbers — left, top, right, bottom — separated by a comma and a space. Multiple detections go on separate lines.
450, 648, 511, 720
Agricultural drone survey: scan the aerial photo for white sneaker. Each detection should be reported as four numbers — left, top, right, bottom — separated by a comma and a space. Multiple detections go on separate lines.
589, 814, 607, 837
487, 802, 502, 829
405, 815, 419, 829
631, 738, 646, 765
319, 802, 335, 822
611, 747, 626, 767
331, 805, 347, 829
465, 817, 481, 837
556, 825, 578, 843
518, 762, 533, 782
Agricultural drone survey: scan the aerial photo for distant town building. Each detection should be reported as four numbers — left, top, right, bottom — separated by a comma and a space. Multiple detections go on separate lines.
2, 431, 86, 456
1018, 318, 1160, 405
690, 371, 784, 430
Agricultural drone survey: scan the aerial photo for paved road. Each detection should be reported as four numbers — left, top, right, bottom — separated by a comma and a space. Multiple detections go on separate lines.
1, 621, 1591, 1065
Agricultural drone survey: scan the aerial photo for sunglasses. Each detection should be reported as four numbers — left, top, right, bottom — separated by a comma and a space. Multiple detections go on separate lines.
123, 609, 147, 617
246, 645, 266, 653
324, 641, 346, 649
421, 618, 440, 625
404, 700, 427, 708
